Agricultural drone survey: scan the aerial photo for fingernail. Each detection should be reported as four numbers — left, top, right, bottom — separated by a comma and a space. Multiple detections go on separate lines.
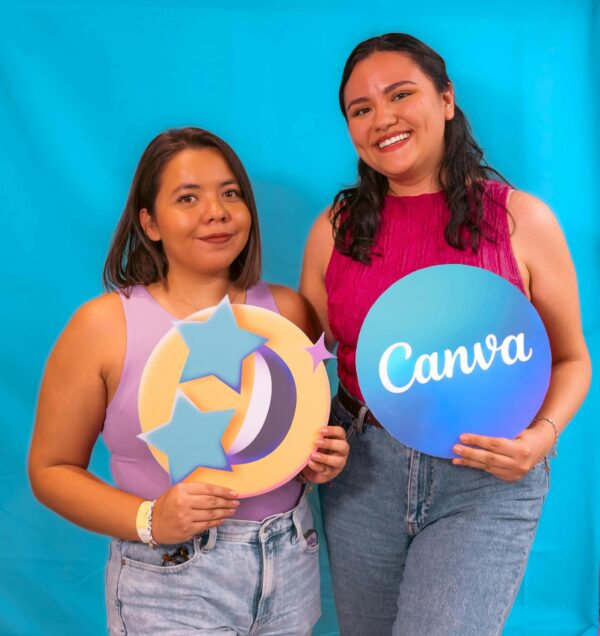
320, 427, 328, 433
229, 491, 238, 497
312, 452, 321, 459
232, 501, 240, 507
317, 438, 324, 444
459, 435, 468, 442
453, 445, 462, 452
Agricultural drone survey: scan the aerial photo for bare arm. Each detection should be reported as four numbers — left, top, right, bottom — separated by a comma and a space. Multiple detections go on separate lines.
454, 191, 592, 479
28, 294, 144, 539
511, 191, 591, 432
29, 293, 239, 542
270, 284, 317, 341
299, 209, 336, 347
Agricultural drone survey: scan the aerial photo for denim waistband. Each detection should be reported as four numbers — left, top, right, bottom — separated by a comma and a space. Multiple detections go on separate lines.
195, 487, 312, 550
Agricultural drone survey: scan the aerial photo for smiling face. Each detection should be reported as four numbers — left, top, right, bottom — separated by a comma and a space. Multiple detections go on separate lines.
343, 51, 455, 194
140, 147, 252, 279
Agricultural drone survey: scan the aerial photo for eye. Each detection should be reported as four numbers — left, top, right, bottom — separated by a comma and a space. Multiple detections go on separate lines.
223, 188, 243, 200
350, 106, 370, 118
177, 193, 197, 204
392, 91, 411, 101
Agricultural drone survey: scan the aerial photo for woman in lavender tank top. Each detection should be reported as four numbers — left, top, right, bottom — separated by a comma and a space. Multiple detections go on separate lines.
29, 127, 348, 635
301, 34, 590, 635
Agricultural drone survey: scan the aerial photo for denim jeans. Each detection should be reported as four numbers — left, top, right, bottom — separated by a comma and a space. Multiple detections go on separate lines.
106, 490, 320, 635
320, 394, 549, 636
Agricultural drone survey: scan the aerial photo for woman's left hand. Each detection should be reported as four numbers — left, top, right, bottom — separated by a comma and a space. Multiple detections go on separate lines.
452, 424, 555, 482
301, 425, 349, 484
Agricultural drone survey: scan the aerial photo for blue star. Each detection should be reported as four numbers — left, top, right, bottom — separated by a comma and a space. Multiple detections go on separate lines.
138, 390, 235, 483
176, 296, 267, 392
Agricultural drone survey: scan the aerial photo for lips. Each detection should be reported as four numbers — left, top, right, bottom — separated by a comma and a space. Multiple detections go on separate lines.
374, 131, 411, 152
197, 233, 234, 244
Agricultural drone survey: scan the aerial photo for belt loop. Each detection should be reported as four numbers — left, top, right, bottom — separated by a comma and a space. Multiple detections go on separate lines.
356, 404, 369, 434
292, 492, 313, 544
200, 527, 217, 553
347, 403, 369, 439
292, 510, 302, 544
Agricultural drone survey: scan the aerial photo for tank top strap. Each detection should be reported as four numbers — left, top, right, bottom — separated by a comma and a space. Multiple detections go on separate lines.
245, 281, 280, 314
106, 286, 174, 416
119, 285, 173, 329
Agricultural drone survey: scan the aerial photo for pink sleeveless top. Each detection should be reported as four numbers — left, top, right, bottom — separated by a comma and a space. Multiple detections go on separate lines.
325, 180, 525, 401
102, 282, 301, 521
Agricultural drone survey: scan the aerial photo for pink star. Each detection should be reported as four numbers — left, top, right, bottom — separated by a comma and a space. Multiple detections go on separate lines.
305, 333, 336, 370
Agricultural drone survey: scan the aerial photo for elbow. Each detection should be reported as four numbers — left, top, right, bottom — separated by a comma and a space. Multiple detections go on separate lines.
575, 347, 592, 395
28, 454, 53, 507
583, 351, 592, 395
552, 349, 592, 397
28, 462, 46, 504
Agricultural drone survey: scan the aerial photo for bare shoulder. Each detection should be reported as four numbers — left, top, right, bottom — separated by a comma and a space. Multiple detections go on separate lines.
51, 291, 126, 374
507, 190, 562, 234
267, 284, 314, 338
507, 190, 567, 266
302, 207, 336, 281
67, 291, 124, 340
307, 207, 335, 245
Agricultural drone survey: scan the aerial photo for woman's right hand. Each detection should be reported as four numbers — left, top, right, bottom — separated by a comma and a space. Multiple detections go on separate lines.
151, 482, 240, 544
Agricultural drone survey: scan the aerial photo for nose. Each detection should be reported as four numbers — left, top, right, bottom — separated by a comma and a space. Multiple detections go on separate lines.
202, 194, 230, 223
374, 102, 398, 131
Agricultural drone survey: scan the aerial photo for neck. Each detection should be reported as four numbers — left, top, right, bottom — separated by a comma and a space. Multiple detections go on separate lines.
387, 171, 441, 197
164, 267, 239, 311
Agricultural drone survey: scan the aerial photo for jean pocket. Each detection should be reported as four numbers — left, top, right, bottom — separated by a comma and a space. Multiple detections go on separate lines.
119, 537, 201, 574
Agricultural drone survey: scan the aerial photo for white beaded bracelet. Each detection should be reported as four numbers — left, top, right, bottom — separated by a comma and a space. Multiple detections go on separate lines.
136, 499, 158, 548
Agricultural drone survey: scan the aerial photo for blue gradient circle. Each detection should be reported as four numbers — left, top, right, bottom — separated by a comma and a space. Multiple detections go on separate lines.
356, 265, 552, 458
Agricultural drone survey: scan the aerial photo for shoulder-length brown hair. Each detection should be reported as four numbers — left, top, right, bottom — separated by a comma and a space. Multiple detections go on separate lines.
333, 33, 508, 264
103, 127, 261, 291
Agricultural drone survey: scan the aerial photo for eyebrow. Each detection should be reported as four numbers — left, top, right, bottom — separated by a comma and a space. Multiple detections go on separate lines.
345, 80, 418, 112
171, 179, 238, 195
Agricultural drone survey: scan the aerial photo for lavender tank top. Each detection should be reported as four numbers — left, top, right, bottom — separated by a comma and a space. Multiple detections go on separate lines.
326, 180, 525, 401
102, 282, 301, 521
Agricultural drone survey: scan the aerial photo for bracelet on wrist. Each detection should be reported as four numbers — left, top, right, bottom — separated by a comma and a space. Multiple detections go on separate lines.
136, 499, 158, 548
530, 416, 559, 458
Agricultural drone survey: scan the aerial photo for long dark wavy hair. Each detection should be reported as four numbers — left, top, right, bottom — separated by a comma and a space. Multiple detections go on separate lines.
103, 127, 261, 291
333, 33, 508, 263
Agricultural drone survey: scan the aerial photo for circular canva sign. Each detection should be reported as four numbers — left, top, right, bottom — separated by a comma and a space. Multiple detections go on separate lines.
138, 299, 331, 497
356, 265, 552, 458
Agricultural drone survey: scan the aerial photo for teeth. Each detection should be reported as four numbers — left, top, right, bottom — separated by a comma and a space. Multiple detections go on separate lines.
378, 132, 410, 148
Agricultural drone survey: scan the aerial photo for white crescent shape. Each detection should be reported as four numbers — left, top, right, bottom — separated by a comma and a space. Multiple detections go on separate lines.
227, 351, 272, 454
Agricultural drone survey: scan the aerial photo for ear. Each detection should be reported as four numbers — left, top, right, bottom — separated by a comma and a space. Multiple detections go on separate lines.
139, 208, 161, 242
442, 82, 455, 121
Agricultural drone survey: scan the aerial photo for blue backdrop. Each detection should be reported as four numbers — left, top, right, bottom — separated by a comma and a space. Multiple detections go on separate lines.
2, 1, 599, 634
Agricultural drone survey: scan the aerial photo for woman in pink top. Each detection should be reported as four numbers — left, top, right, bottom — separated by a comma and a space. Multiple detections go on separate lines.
29, 127, 348, 635
301, 34, 590, 635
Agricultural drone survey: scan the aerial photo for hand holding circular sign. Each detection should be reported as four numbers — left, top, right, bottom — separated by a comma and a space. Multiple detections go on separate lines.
356, 265, 552, 463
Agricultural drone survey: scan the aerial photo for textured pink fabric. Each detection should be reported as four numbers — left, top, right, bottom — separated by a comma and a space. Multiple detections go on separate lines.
325, 180, 525, 401
102, 282, 302, 520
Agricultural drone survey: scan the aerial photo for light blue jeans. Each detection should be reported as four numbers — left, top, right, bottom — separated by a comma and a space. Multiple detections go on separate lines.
320, 394, 549, 636
106, 490, 320, 635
